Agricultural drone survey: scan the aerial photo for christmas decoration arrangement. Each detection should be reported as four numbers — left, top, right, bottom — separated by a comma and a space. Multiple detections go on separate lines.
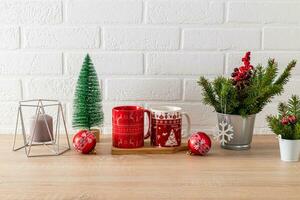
267, 95, 300, 161
188, 132, 211, 156
72, 54, 104, 146
198, 52, 296, 150
13, 99, 71, 157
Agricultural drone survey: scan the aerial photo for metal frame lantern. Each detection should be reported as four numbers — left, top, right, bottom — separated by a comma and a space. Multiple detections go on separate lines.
12, 99, 71, 157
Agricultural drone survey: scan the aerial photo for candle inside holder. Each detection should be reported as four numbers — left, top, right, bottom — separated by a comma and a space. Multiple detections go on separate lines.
30, 114, 53, 142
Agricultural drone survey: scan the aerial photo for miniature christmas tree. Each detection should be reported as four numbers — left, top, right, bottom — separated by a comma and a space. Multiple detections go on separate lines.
72, 54, 104, 130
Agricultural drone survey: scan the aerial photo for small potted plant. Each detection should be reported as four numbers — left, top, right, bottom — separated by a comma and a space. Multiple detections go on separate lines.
267, 95, 300, 162
198, 52, 296, 150
72, 54, 104, 142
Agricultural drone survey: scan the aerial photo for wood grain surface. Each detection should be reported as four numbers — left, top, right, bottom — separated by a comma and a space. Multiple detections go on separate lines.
111, 140, 188, 155
1, 135, 300, 200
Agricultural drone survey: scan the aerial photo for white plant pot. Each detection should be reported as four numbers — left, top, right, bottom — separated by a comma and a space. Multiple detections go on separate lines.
278, 136, 300, 162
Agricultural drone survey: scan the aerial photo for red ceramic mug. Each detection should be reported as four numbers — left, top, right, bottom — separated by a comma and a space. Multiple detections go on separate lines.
150, 106, 191, 147
112, 106, 151, 148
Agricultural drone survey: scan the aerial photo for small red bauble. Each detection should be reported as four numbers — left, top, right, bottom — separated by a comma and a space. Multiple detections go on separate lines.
73, 130, 96, 154
281, 117, 289, 125
188, 132, 211, 156
288, 115, 297, 124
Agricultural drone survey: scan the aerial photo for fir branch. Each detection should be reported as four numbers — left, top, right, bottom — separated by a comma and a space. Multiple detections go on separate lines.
216, 78, 238, 114
198, 77, 219, 111
278, 102, 288, 117
262, 59, 278, 86
288, 95, 300, 117
295, 124, 300, 140
274, 60, 296, 85
266, 115, 281, 135
267, 95, 300, 140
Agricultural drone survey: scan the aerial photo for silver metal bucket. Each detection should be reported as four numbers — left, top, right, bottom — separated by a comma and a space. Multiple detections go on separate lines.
217, 113, 256, 150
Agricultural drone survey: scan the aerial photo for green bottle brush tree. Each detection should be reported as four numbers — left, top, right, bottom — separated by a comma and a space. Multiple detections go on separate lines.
267, 95, 300, 140
198, 52, 296, 116
72, 54, 104, 134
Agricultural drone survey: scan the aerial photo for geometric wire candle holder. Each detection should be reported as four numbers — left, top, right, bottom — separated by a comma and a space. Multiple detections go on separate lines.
12, 99, 71, 157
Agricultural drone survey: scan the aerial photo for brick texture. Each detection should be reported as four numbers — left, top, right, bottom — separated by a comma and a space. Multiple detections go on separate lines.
0, 53, 62, 75
146, 53, 224, 75
0, 79, 22, 101
264, 27, 300, 50
0, 0, 62, 24
183, 28, 261, 50
106, 78, 182, 101
0, 27, 19, 49
24, 27, 99, 49
146, 0, 223, 24
103, 27, 180, 50
67, 0, 142, 24
0, 0, 298, 134
66, 53, 143, 75
227, 2, 300, 24
25, 78, 76, 100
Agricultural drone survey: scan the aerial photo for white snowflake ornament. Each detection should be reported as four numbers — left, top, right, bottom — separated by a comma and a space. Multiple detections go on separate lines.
214, 120, 234, 145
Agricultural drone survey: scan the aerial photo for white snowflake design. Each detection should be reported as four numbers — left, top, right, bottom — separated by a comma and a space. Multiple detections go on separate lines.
214, 120, 234, 145
194, 138, 206, 150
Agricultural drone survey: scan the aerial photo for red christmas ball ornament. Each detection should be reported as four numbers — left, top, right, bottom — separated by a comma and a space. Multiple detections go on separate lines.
73, 130, 96, 154
188, 132, 211, 156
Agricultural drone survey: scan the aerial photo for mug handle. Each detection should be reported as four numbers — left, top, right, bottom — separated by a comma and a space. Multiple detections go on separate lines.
144, 109, 151, 139
182, 112, 191, 138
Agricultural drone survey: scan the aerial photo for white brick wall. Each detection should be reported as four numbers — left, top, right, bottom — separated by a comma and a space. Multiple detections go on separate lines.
0, 79, 21, 101
263, 27, 300, 50
103, 27, 180, 50
0, 0, 299, 135
227, 2, 300, 24
146, 0, 223, 24
67, 0, 142, 24
146, 53, 224, 75
24, 78, 76, 100
183, 28, 261, 50
66, 52, 143, 75
0, 27, 19, 49
0, 53, 62, 75
0, 0, 62, 25
24, 27, 100, 49
105, 78, 182, 101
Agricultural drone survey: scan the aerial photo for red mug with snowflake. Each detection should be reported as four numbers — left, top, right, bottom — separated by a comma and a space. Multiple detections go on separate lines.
150, 106, 191, 147
112, 106, 151, 148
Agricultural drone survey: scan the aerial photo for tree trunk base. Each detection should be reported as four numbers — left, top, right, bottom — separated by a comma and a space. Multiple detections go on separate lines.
91, 129, 101, 143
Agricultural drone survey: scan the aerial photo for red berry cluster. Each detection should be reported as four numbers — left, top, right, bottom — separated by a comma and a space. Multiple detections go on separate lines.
281, 115, 297, 126
231, 52, 254, 90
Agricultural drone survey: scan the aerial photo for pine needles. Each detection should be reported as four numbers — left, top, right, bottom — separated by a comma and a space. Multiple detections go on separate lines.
267, 95, 300, 140
72, 54, 104, 130
198, 58, 296, 116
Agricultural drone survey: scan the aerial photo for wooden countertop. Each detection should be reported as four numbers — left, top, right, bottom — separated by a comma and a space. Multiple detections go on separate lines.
0, 135, 300, 200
